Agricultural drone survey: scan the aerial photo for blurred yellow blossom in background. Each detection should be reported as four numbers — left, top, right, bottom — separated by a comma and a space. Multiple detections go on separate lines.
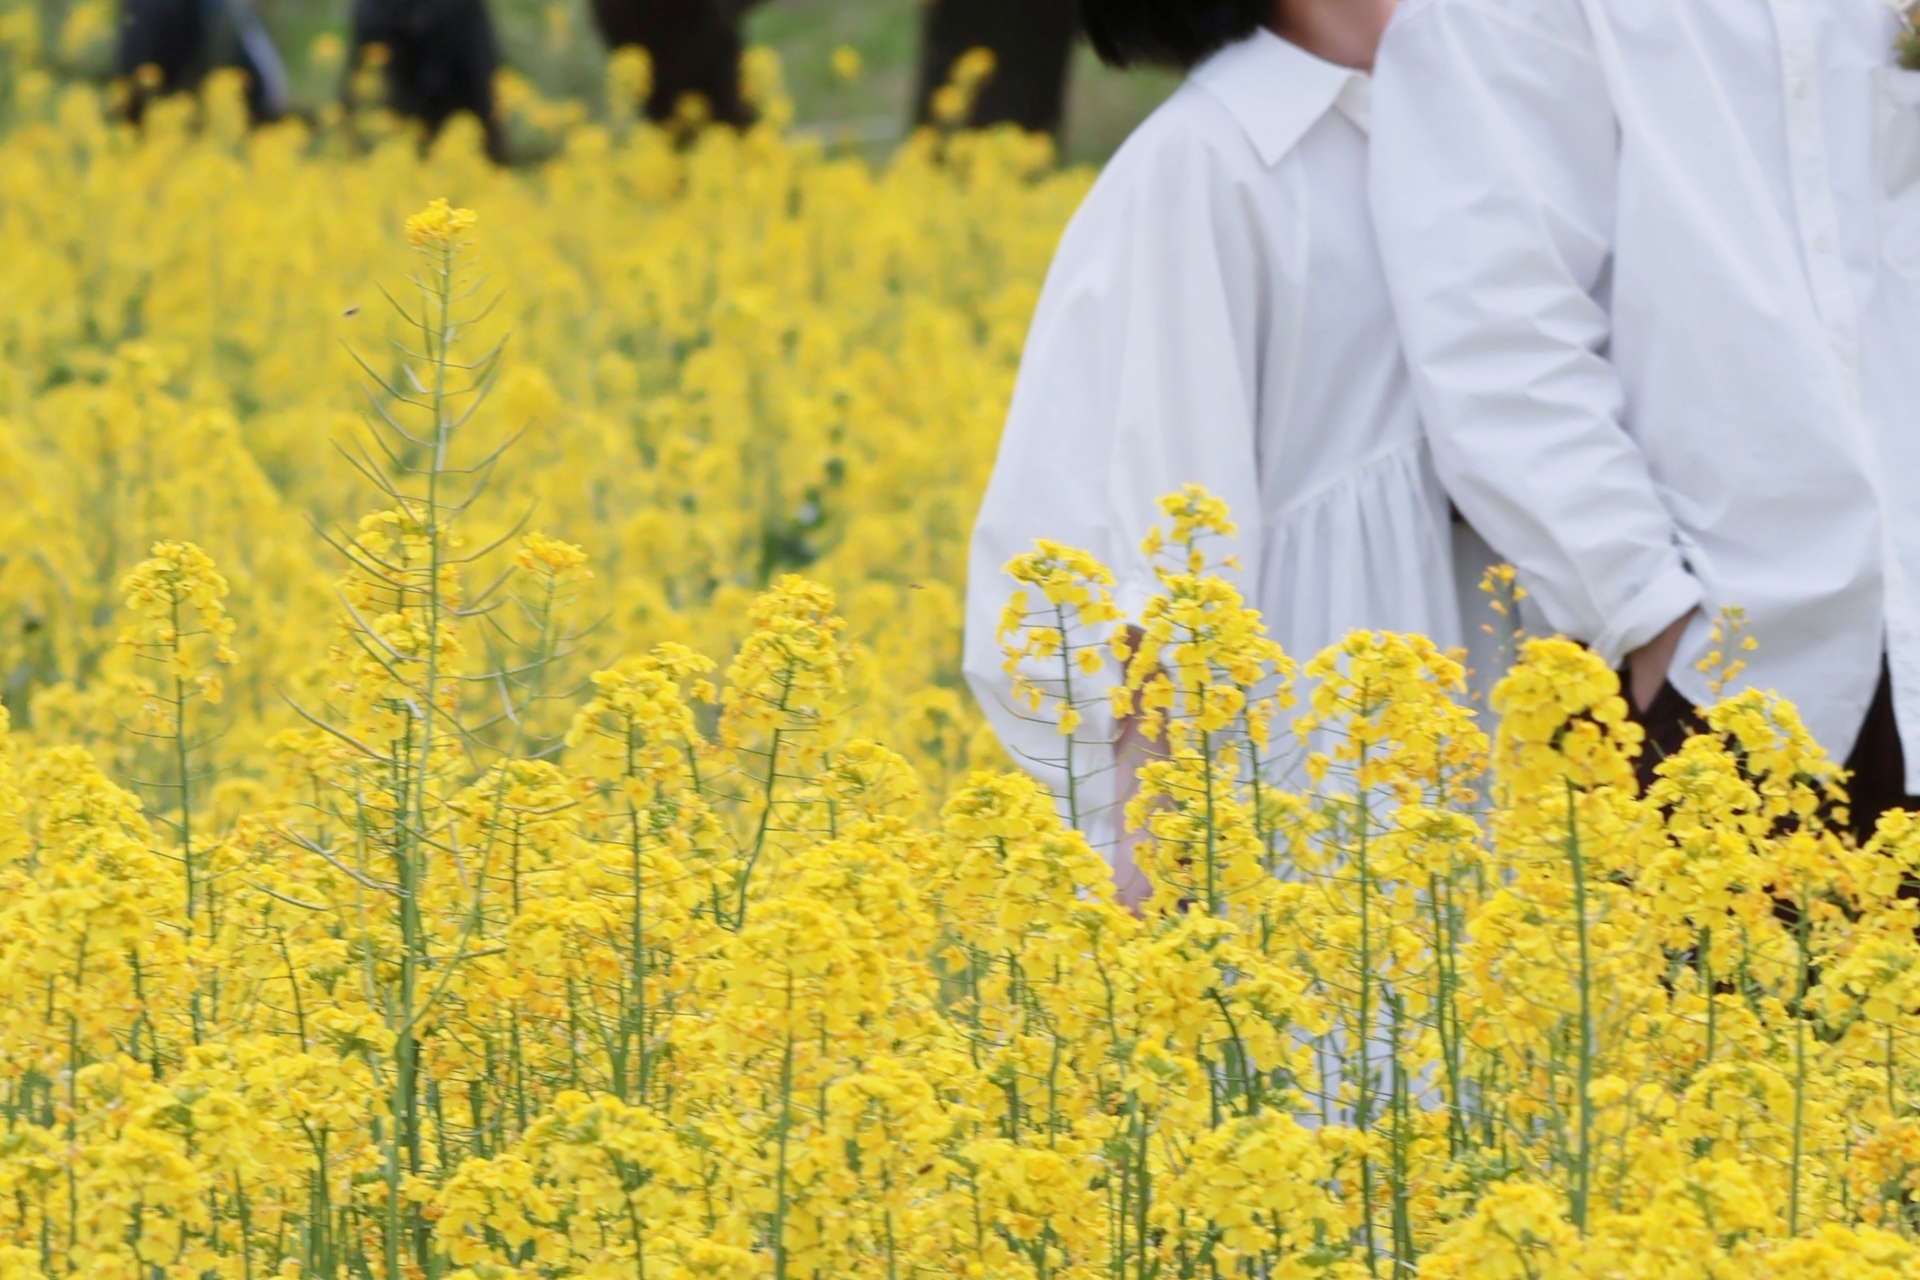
402, 196, 478, 245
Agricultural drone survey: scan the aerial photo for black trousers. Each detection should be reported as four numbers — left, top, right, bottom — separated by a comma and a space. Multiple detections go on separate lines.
1629, 662, 1916, 844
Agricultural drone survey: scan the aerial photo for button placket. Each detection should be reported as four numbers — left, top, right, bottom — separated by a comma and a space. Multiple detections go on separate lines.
1771, 0, 1866, 407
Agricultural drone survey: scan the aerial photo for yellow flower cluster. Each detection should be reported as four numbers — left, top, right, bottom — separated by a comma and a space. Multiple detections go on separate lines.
4, 68, 1920, 1280
404, 197, 479, 247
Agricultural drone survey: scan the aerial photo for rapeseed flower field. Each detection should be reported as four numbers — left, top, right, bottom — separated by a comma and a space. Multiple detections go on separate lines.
6, 48, 1920, 1280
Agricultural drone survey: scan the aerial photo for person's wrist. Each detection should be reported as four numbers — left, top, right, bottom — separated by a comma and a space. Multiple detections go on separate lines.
1625, 610, 1693, 714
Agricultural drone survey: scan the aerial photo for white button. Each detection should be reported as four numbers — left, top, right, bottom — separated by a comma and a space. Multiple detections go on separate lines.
1814, 232, 1832, 253
1795, 79, 1810, 99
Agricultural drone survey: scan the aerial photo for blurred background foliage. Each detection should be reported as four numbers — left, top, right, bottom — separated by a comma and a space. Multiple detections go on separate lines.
34, 0, 1180, 162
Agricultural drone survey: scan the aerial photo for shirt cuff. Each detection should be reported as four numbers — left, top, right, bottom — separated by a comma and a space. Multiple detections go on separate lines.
1590, 560, 1705, 671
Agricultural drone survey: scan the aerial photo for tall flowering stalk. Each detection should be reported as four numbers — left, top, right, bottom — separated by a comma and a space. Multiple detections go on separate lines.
333, 200, 491, 1279
115, 541, 237, 1045
477, 531, 598, 761
564, 642, 726, 1104
1287, 632, 1486, 1270
1473, 639, 1672, 1229
997, 543, 1127, 832
1119, 487, 1296, 919
717, 576, 847, 925
265, 201, 571, 1279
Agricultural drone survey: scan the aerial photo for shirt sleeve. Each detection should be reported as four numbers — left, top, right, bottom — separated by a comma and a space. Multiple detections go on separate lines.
1369, 0, 1702, 667
962, 101, 1269, 833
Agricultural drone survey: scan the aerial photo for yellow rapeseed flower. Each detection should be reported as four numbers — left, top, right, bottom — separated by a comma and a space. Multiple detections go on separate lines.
404, 197, 478, 246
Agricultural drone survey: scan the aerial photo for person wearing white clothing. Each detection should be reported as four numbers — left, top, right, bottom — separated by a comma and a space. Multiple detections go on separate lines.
1370, 0, 1920, 833
964, 0, 1470, 907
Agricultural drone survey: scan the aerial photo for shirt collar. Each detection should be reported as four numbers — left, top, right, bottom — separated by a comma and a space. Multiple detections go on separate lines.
1188, 28, 1370, 167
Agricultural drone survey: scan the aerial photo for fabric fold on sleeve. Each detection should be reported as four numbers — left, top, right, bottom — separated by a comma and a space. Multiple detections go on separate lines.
1370, 0, 1700, 660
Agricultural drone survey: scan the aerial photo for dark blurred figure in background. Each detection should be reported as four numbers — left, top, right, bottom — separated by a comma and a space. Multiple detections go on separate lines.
912, 0, 1078, 136
349, 0, 504, 158
118, 0, 289, 122
589, 0, 769, 126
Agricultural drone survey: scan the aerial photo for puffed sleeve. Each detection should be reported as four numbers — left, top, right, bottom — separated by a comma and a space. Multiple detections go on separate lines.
1370, 0, 1701, 666
962, 95, 1269, 844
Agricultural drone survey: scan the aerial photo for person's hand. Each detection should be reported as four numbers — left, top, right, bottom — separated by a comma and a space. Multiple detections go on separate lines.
1625, 610, 1693, 714
1108, 625, 1156, 915
1110, 710, 1156, 914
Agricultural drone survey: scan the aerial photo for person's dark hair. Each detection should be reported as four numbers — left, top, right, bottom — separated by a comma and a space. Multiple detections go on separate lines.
1079, 0, 1273, 70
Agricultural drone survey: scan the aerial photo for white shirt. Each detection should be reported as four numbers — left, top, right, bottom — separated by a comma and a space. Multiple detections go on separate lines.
964, 30, 1463, 847
1372, 0, 1920, 783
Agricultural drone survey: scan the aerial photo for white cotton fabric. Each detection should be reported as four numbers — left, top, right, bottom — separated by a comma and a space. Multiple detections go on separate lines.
963, 30, 1465, 851
1371, 0, 1920, 787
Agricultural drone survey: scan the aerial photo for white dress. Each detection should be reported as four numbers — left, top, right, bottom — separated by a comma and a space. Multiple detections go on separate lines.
963, 29, 1467, 854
